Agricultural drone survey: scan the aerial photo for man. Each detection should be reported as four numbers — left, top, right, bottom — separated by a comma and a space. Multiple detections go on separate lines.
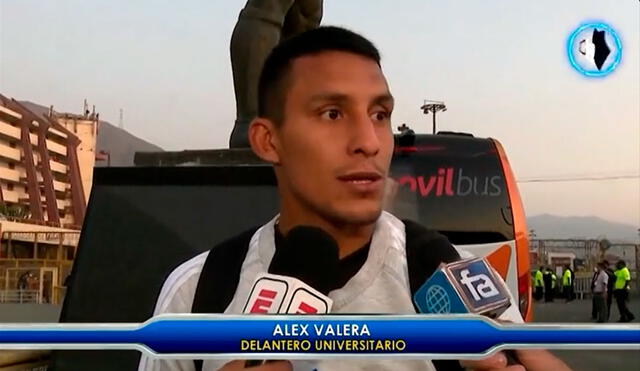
603, 260, 616, 320
533, 266, 544, 301
543, 268, 554, 303
551, 269, 558, 298
17, 271, 31, 291
562, 265, 573, 303
570, 265, 576, 300
139, 26, 570, 371
590, 266, 599, 320
592, 262, 609, 323
613, 260, 635, 322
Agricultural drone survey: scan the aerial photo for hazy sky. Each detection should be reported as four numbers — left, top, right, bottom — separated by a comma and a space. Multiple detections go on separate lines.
1, 0, 638, 226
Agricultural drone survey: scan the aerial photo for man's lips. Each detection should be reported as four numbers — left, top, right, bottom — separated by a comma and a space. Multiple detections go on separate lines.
337, 171, 383, 182
336, 172, 384, 191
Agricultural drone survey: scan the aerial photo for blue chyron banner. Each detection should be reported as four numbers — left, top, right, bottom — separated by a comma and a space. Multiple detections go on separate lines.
0, 315, 638, 358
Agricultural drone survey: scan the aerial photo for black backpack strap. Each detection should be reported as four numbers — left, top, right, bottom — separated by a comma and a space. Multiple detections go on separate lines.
403, 219, 464, 371
191, 227, 259, 371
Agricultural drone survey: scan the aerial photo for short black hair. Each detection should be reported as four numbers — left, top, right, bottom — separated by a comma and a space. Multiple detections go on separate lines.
257, 26, 381, 125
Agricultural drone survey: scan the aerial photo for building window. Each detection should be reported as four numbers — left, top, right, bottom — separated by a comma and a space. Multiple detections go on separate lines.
8, 184, 13, 191
9, 163, 15, 169
9, 142, 16, 148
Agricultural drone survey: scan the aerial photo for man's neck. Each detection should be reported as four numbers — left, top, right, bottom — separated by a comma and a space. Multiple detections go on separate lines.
277, 211, 376, 259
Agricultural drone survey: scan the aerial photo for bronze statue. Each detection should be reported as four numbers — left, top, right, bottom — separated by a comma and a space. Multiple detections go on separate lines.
228, 0, 323, 148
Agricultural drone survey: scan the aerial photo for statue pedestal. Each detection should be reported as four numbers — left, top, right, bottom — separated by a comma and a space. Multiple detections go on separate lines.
134, 148, 265, 167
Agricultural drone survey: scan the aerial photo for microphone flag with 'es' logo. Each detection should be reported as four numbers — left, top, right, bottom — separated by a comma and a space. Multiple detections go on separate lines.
242, 273, 333, 314
414, 257, 511, 318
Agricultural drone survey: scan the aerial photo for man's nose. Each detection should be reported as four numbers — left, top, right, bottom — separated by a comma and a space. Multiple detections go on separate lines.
347, 113, 381, 157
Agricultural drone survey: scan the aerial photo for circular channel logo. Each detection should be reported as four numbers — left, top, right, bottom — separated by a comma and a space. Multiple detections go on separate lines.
425, 285, 451, 314
567, 22, 622, 77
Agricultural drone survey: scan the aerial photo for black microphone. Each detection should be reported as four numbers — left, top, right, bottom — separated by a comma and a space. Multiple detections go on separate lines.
244, 226, 339, 367
268, 225, 340, 294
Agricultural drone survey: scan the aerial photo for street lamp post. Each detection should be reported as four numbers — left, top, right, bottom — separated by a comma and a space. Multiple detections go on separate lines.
420, 100, 447, 134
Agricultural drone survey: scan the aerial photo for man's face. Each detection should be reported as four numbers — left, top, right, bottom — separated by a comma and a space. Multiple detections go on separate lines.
273, 51, 394, 227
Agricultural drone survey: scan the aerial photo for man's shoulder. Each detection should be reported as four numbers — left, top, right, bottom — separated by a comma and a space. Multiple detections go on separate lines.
154, 227, 262, 315
154, 251, 210, 314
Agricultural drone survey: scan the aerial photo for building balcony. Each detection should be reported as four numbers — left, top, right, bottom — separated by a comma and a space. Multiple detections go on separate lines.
2, 189, 20, 203
46, 139, 67, 156
27, 133, 67, 156
48, 127, 68, 139
56, 198, 71, 210
53, 180, 67, 193
50, 160, 67, 174
0, 143, 21, 162
0, 121, 21, 140
0, 105, 22, 124
0, 167, 21, 183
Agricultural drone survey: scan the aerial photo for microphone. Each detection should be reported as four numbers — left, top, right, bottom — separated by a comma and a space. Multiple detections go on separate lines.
244, 226, 340, 366
241, 273, 333, 315
268, 225, 340, 296
413, 257, 511, 317
413, 256, 521, 365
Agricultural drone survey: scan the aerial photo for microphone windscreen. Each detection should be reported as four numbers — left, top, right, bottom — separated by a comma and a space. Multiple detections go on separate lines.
269, 226, 340, 295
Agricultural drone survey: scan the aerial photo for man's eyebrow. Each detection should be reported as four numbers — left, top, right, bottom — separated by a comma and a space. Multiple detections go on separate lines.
308, 93, 395, 107
372, 94, 394, 107
308, 93, 350, 104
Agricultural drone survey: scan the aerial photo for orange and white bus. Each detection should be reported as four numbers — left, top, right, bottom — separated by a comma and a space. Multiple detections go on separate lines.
388, 131, 532, 321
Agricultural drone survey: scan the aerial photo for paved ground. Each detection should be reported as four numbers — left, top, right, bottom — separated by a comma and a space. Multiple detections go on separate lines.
0, 304, 61, 323
531, 296, 640, 371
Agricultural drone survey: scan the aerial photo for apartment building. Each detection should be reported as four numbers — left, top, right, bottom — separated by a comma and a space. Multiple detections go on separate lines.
0, 94, 97, 229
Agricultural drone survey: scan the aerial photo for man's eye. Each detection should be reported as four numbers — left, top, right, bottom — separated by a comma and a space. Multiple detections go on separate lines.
321, 109, 342, 121
371, 111, 390, 121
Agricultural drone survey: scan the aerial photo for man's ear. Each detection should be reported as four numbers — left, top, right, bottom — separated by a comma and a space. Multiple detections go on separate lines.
248, 117, 281, 165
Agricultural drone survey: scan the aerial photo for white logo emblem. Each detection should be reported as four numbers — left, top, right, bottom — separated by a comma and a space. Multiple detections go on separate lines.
459, 269, 499, 301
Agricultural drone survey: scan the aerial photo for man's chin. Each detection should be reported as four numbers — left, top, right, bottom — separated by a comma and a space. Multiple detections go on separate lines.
329, 207, 383, 227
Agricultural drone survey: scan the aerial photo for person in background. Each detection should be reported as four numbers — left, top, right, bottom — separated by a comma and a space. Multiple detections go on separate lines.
562, 265, 573, 303
551, 269, 558, 299
569, 264, 576, 300
592, 262, 609, 323
543, 267, 554, 302
613, 260, 635, 322
590, 266, 599, 320
17, 271, 32, 291
603, 260, 616, 320
533, 266, 544, 301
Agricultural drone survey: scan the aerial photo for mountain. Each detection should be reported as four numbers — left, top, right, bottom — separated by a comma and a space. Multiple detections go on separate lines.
527, 214, 639, 242
19, 101, 163, 166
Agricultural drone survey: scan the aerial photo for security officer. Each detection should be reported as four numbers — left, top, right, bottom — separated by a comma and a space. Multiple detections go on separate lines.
533, 266, 544, 301
562, 265, 573, 302
613, 260, 635, 322
543, 267, 554, 302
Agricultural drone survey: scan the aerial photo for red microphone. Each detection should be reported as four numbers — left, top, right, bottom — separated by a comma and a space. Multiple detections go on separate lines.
244, 226, 339, 367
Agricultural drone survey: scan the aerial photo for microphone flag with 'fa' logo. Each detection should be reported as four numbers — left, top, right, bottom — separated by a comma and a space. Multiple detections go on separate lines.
414, 257, 511, 318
